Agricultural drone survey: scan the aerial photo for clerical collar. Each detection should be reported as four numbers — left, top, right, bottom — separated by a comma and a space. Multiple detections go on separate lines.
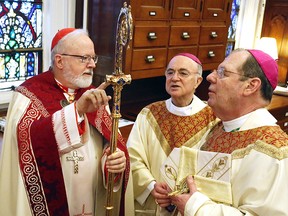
222, 113, 250, 132
55, 79, 78, 103
166, 98, 193, 116
166, 96, 208, 117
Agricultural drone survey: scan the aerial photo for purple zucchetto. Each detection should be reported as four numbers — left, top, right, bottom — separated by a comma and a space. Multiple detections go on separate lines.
247, 49, 278, 90
175, 53, 202, 66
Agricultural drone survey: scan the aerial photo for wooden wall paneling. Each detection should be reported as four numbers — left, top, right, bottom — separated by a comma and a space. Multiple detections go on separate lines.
87, 0, 126, 86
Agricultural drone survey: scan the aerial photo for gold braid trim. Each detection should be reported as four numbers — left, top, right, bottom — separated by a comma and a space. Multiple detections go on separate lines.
203, 124, 288, 154
232, 140, 288, 160
141, 101, 218, 156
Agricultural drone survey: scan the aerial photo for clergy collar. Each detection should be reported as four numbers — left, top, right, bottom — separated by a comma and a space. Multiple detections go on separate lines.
166, 96, 206, 116
222, 113, 250, 132
166, 98, 193, 116
55, 79, 77, 93
55, 79, 78, 103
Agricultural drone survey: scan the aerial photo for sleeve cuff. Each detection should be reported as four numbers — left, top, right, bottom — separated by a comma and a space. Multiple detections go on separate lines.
184, 192, 210, 216
136, 181, 156, 206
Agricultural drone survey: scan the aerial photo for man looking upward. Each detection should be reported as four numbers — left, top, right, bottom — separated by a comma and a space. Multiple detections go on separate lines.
171, 49, 288, 216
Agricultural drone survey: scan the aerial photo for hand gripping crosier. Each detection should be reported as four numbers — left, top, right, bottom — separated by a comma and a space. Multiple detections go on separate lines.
105, 2, 133, 216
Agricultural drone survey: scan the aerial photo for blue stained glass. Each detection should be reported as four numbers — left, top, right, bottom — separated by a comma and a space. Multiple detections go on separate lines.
226, 0, 241, 57
27, 52, 35, 76
226, 42, 234, 56
0, 0, 42, 89
228, 0, 241, 40
0, 1, 42, 49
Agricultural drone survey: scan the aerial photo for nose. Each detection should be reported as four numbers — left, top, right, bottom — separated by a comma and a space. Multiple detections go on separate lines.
87, 60, 96, 68
171, 72, 181, 80
206, 70, 217, 83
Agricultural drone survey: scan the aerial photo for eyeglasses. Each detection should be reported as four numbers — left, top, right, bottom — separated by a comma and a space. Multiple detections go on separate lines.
60, 54, 98, 64
213, 68, 248, 79
165, 69, 199, 79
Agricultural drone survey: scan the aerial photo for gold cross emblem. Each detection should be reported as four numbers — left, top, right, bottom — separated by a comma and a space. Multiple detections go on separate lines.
66, 150, 84, 174
67, 94, 75, 103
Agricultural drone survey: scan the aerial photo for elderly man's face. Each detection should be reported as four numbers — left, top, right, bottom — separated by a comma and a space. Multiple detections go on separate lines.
165, 55, 202, 107
60, 34, 96, 89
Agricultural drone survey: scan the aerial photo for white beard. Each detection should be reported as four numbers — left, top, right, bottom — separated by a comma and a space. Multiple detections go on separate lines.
71, 74, 93, 88
63, 66, 93, 89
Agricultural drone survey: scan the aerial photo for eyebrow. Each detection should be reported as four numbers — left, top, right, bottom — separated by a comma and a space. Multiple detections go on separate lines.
166, 67, 189, 71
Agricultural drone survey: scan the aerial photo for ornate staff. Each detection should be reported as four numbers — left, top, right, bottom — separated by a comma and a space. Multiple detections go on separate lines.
105, 2, 133, 215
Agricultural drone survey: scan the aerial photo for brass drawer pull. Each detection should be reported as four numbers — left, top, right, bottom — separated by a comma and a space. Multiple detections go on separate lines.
210, 31, 218, 38
181, 32, 190, 39
284, 122, 288, 127
145, 55, 155, 63
184, 12, 190, 17
147, 32, 157, 40
213, 13, 218, 17
285, 112, 288, 117
208, 51, 215, 58
149, 11, 156, 16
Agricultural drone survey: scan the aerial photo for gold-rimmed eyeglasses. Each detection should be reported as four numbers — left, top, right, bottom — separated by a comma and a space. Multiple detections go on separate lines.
60, 54, 98, 64
213, 68, 249, 79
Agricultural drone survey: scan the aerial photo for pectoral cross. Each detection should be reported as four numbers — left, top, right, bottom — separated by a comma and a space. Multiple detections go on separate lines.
66, 150, 84, 174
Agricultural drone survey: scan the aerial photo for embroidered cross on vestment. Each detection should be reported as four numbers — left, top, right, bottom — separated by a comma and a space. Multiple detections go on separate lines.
66, 150, 84, 174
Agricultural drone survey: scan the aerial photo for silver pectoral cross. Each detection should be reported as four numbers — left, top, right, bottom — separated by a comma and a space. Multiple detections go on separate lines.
66, 150, 84, 174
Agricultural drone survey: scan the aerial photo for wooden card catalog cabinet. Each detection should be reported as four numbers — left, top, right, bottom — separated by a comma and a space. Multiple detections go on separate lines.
124, 0, 233, 80
86, 0, 232, 83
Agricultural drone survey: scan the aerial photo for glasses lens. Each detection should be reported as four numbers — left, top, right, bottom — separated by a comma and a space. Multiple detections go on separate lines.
94, 56, 98, 64
215, 68, 224, 79
81, 56, 88, 63
82, 55, 98, 64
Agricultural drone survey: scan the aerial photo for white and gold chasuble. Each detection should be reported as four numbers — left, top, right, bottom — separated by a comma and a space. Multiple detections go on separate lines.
170, 109, 288, 216
127, 97, 218, 215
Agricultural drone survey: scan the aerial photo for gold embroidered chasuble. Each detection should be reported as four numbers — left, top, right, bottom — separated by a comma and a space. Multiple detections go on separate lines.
179, 122, 288, 216
127, 99, 218, 216
146, 101, 217, 155
202, 123, 288, 155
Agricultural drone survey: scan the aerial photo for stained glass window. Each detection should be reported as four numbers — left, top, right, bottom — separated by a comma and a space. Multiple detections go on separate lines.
226, 0, 241, 56
0, 0, 42, 91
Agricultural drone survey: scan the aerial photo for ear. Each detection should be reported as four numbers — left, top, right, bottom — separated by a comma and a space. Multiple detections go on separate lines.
243, 77, 261, 96
195, 76, 203, 89
54, 54, 64, 69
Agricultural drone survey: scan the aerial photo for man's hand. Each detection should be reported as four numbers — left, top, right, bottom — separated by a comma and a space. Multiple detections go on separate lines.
76, 82, 111, 116
151, 182, 172, 208
105, 147, 126, 173
170, 175, 197, 215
